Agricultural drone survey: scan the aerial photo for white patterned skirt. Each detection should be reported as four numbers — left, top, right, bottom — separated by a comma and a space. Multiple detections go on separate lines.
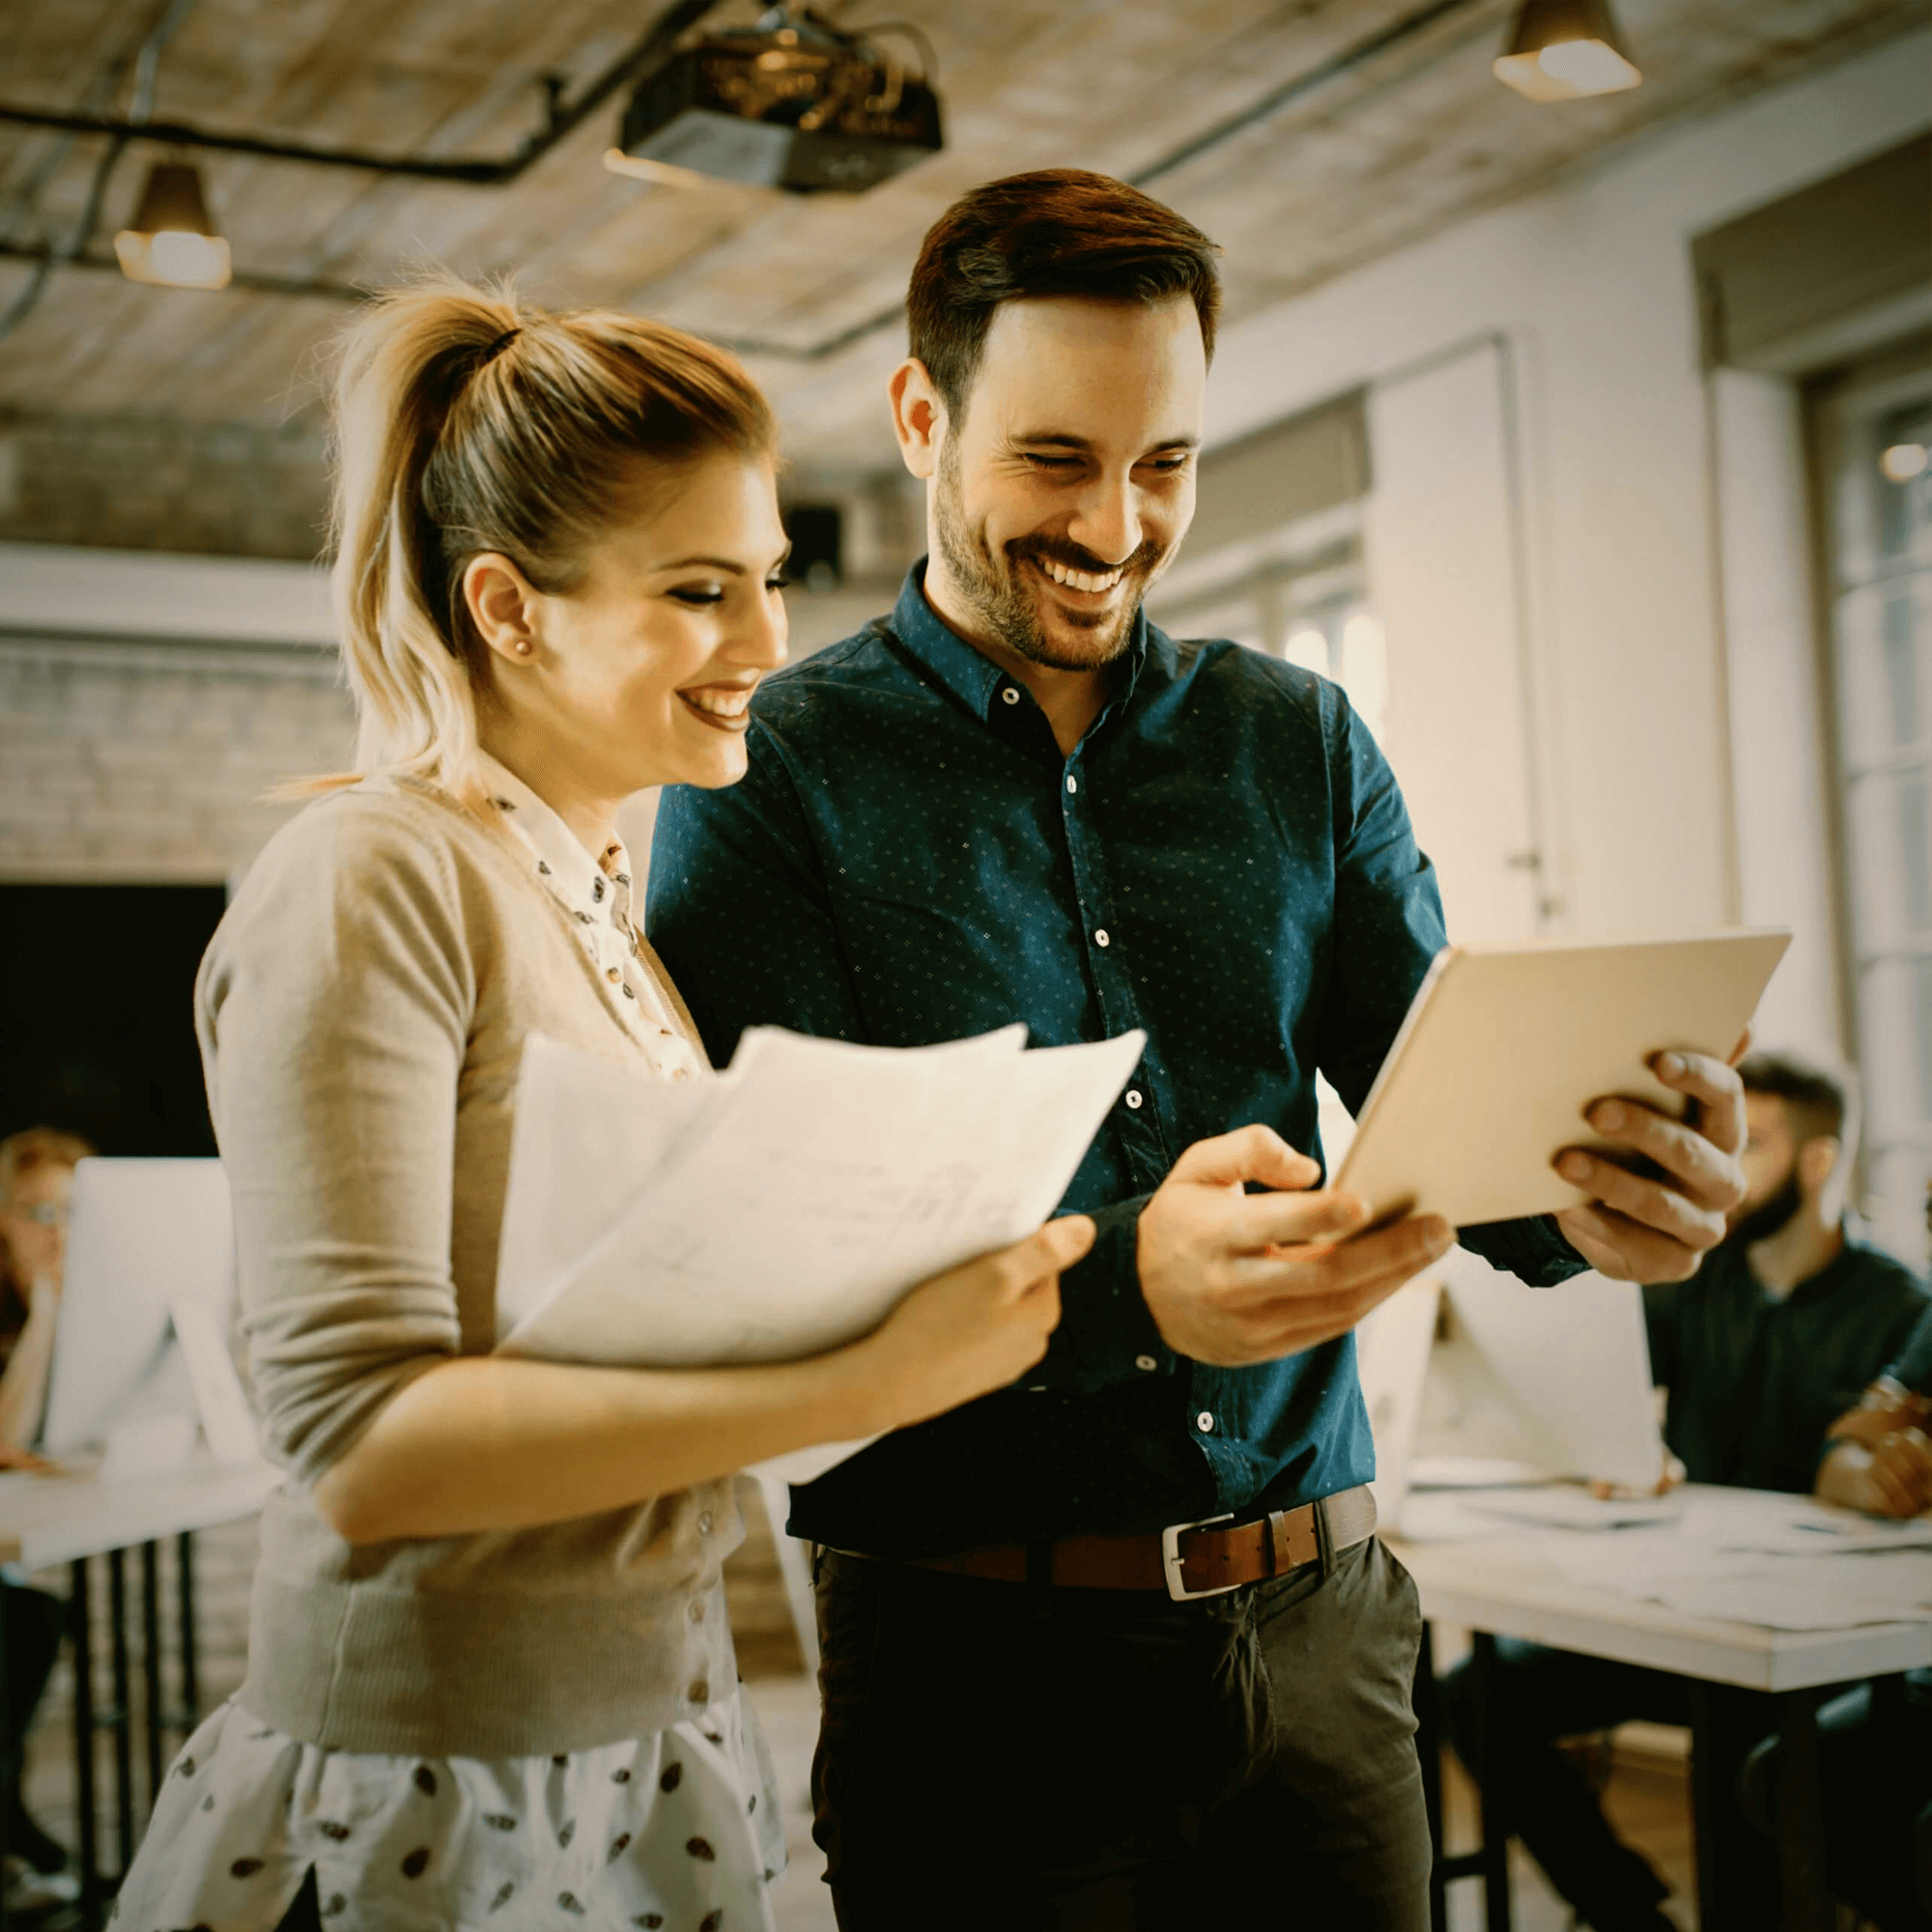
110, 1687, 786, 1932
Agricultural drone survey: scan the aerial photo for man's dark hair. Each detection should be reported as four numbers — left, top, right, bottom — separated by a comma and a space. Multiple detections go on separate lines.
906, 169, 1222, 421
1738, 1049, 1857, 1151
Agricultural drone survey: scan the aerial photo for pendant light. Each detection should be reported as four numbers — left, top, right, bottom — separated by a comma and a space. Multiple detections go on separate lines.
1494, 0, 1642, 102
113, 159, 232, 290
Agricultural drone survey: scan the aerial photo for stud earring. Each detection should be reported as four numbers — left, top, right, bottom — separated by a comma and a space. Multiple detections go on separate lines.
513, 639, 532, 656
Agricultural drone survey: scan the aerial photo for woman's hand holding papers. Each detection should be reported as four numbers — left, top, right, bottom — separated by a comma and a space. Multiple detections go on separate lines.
1552, 1045, 1749, 1285
1137, 1126, 1453, 1368
857, 1214, 1094, 1430
313, 1218, 1094, 1544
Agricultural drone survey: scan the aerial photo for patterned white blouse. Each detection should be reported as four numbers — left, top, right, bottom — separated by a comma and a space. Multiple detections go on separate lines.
475, 753, 706, 1087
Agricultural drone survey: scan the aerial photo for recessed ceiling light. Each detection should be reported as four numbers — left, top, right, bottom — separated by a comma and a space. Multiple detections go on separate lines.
1880, 442, 1929, 484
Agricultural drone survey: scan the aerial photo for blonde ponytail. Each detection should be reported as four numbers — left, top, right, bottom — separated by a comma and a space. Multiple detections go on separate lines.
308, 274, 775, 797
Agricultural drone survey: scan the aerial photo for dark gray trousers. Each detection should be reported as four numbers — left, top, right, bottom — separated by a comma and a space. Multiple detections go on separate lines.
810, 1533, 1432, 1929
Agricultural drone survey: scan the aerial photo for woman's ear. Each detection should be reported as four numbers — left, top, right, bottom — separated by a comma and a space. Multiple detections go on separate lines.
463, 553, 543, 666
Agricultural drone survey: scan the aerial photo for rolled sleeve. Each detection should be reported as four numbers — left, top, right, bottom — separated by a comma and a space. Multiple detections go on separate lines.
197, 800, 470, 1487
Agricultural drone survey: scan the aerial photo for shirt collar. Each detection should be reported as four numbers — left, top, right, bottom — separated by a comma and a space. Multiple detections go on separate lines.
474, 751, 635, 923
889, 557, 1154, 727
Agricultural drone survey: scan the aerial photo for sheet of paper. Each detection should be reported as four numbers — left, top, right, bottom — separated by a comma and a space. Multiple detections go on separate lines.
496, 1024, 1143, 1373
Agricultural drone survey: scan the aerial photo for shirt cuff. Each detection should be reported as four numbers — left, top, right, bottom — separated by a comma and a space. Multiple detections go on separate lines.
1457, 1212, 1591, 1289
1025, 1194, 1179, 1394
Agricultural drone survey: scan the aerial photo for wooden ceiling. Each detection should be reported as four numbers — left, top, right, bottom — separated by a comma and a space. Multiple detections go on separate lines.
0, 0, 1921, 470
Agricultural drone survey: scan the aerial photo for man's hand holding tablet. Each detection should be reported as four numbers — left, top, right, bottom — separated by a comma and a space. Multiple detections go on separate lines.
1551, 1037, 1749, 1283
1137, 1126, 1455, 1368
1136, 931, 1782, 1366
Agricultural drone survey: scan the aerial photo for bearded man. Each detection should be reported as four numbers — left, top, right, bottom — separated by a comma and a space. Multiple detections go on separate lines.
648, 169, 1754, 1927
1440, 1049, 1926, 1932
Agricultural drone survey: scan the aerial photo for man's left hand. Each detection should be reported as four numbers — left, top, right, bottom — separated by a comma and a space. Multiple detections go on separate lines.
1552, 1044, 1747, 1283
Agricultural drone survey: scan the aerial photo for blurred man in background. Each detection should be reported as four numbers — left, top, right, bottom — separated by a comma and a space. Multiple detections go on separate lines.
1442, 1052, 1926, 1932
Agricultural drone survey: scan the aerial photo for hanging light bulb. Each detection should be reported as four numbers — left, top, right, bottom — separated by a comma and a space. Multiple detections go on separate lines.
114, 159, 232, 290
1494, 0, 1642, 102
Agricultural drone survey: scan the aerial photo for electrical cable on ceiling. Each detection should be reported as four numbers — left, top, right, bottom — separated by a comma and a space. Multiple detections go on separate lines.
0, 0, 201, 348
0, 0, 1487, 357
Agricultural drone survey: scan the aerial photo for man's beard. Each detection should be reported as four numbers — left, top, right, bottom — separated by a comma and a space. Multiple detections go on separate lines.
933, 440, 1163, 672
1725, 1166, 1804, 1249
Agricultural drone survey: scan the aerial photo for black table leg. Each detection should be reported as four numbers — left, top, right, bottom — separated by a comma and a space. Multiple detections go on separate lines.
69, 1558, 99, 1918
1771, 1688, 1832, 1932
176, 1531, 198, 1728
1412, 1621, 1450, 1932
140, 1542, 163, 1810
1469, 1631, 1514, 1932
1, 1570, 11, 1932
106, 1548, 132, 1881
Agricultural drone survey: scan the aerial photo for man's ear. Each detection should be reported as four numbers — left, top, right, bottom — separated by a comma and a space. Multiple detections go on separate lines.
463, 553, 543, 668
889, 358, 947, 480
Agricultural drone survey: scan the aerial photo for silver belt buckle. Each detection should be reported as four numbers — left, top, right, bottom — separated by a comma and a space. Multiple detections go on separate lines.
1160, 1511, 1239, 1602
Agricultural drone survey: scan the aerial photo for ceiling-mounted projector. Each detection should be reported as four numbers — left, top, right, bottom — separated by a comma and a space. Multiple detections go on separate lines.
615, 5, 943, 193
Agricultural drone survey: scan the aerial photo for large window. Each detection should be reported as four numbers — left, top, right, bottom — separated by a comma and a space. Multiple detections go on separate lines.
1820, 342, 1932, 1268
1146, 502, 1388, 747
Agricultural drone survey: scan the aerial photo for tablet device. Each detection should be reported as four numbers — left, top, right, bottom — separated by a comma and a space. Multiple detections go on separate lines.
1331, 928, 1790, 1229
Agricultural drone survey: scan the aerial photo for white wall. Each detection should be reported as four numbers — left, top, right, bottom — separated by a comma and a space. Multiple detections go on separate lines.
1711, 370, 1849, 1057
1202, 28, 1932, 1009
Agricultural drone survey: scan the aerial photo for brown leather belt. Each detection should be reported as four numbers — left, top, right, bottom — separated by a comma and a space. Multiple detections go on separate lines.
843, 1484, 1378, 1603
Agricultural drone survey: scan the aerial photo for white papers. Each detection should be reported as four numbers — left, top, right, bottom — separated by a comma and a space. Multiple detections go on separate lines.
496, 1023, 1144, 1371
1547, 1491, 1932, 1631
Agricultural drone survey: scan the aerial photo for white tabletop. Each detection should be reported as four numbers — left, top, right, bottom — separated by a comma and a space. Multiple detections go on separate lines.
1391, 1486, 1932, 1693
0, 1451, 279, 1571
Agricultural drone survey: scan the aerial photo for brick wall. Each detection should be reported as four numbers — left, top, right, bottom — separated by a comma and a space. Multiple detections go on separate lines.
0, 637, 355, 884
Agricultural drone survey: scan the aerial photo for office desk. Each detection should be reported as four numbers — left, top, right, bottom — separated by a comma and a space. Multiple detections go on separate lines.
1392, 1496, 1932, 1932
0, 1452, 279, 1920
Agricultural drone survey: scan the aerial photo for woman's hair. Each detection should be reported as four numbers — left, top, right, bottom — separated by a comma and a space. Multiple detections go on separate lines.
0, 1125, 94, 1332
320, 276, 778, 792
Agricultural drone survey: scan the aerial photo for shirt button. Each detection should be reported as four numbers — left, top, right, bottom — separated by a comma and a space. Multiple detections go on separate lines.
696, 1511, 713, 1535
607, 967, 621, 983
1196, 1410, 1214, 1433
688, 1598, 705, 1624
688, 1678, 710, 1705
1135, 1354, 1157, 1372
1124, 1089, 1143, 1109
1065, 775, 1078, 794
1094, 928, 1111, 948
1001, 686, 1020, 706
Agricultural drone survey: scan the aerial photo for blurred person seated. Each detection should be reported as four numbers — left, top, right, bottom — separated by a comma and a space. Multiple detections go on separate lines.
1733, 1285, 1932, 1932
0, 1125, 93, 1913
1441, 1053, 1928, 1932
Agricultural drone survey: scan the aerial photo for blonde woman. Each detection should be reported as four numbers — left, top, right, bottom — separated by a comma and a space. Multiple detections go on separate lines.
111, 283, 1091, 1932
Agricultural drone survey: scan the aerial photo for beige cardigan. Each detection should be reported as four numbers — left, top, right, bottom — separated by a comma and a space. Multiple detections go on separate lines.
197, 775, 743, 1758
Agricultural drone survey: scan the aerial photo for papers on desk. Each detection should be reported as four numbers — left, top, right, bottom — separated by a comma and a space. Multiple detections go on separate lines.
1398, 1482, 1932, 1629
1544, 1489, 1932, 1631
495, 1020, 1142, 1377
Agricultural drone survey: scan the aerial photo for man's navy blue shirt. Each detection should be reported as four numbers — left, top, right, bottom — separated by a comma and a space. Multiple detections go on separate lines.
647, 563, 1582, 1554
